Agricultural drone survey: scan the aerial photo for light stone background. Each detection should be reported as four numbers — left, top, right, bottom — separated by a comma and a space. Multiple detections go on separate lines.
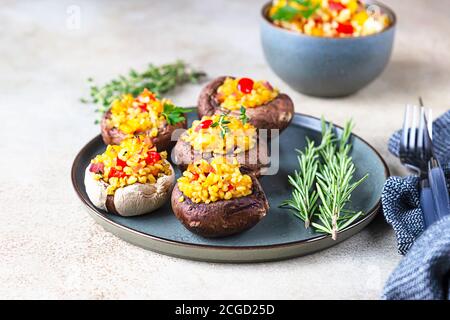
1, 0, 449, 300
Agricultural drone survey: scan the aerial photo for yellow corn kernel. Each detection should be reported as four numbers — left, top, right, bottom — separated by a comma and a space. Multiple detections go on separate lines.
128, 176, 137, 184
147, 174, 156, 184
138, 176, 147, 184
123, 167, 133, 175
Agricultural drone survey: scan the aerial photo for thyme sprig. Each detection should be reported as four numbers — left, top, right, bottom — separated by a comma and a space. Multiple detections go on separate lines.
281, 118, 369, 240
81, 60, 206, 123
211, 114, 231, 138
239, 106, 249, 125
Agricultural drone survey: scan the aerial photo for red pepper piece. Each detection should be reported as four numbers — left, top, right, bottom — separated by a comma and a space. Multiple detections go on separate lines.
108, 167, 128, 178
237, 78, 254, 94
192, 173, 199, 180
89, 162, 104, 174
145, 151, 161, 165
138, 103, 148, 112
195, 119, 213, 132
329, 1, 346, 11
227, 185, 234, 191
116, 157, 127, 168
336, 23, 354, 34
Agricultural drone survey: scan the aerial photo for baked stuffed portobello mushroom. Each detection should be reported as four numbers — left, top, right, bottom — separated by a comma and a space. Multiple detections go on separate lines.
85, 136, 175, 216
172, 112, 269, 176
171, 157, 269, 238
198, 76, 294, 134
101, 89, 187, 152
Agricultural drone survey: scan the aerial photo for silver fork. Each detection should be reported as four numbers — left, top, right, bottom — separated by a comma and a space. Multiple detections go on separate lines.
400, 103, 450, 229
399, 104, 433, 178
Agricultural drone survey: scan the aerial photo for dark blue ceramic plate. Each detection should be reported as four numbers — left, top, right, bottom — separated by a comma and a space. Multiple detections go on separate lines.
72, 113, 389, 263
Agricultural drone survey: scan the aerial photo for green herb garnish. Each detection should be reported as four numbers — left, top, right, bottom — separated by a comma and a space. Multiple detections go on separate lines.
271, 0, 320, 21
161, 104, 195, 126
211, 114, 231, 138
81, 60, 206, 123
239, 106, 249, 125
280, 118, 369, 240
280, 139, 319, 228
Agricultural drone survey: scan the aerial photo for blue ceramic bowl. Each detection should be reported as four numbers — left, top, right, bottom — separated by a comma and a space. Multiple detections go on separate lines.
260, 1, 396, 97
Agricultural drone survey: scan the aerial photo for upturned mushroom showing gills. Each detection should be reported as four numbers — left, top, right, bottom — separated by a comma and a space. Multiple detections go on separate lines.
172, 112, 269, 177
197, 76, 294, 134
100, 88, 187, 152
85, 136, 175, 216
171, 157, 269, 238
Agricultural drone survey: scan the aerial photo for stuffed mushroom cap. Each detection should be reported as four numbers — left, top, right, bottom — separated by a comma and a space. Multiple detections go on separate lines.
198, 76, 294, 134
172, 114, 270, 176
171, 158, 269, 237
84, 136, 175, 216
101, 111, 185, 151
85, 164, 175, 216
100, 88, 187, 151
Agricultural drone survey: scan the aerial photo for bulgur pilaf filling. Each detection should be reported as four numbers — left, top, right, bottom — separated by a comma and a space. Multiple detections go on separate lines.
107, 88, 171, 137
216, 77, 279, 110
182, 114, 257, 154
177, 157, 253, 204
89, 136, 171, 195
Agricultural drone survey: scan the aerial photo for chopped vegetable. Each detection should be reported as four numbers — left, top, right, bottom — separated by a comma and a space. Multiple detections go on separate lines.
195, 119, 214, 131
237, 77, 254, 94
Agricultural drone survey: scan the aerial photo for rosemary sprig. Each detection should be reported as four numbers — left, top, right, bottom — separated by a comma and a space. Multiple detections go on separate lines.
280, 121, 333, 228
81, 60, 206, 123
280, 118, 369, 240
211, 114, 231, 138
313, 120, 368, 240
280, 139, 319, 228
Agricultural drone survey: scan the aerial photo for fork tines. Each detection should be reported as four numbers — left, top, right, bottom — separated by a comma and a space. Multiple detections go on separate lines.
400, 104, 432, 175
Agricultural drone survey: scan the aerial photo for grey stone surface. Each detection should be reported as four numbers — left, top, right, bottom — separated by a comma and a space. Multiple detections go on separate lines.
1, 0, 449, 299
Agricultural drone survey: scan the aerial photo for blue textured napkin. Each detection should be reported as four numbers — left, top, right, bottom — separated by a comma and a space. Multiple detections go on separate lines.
382, 166, 450, 255
381, 110, 450, 300
382, 215, 450, 300
383, 110, 450, 254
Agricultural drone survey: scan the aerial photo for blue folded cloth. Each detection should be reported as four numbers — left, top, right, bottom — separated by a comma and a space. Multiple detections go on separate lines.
381, 109, 450, 300
382, 166, 450, 255
382, 215, 450, 300
383, 110, 450, 254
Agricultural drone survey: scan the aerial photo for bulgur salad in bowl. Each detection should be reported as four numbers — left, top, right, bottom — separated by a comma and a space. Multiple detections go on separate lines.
268, 0, 391, 38
260, 0, 396, 96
